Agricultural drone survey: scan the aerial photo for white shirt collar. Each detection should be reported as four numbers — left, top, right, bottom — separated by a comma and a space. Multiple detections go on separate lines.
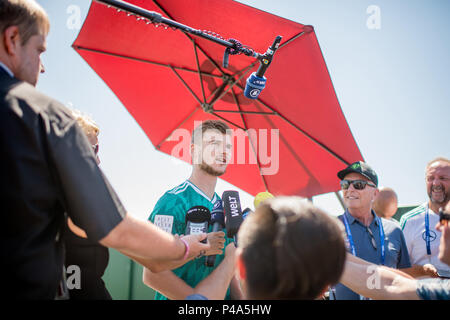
0, 62, 14, 78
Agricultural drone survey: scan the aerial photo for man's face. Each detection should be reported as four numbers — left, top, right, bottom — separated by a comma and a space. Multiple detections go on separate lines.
14, 33, 46, 86
342, 172, 378, 212
426, 161, 450, 207
193, 129, 232, 176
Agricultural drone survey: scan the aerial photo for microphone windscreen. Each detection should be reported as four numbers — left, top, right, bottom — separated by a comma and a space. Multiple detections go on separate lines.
253, 191, 274, 209
222, 190, 243, 238
185, 206, 211, 224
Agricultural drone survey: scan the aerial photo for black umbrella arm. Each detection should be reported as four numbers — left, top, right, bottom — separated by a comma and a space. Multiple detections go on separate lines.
96, 0, 272, 63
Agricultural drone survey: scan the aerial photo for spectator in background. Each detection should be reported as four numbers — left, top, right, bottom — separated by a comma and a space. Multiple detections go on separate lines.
340, 201, 450, 300
63, 110, 112, 299
373, 187, 399, 223
400, 157, 450, 279
235, 196, 346, 299
330, 161, 411, 300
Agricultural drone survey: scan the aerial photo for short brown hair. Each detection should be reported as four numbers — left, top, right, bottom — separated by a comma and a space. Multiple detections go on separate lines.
191, 120, 231, 144
238, 197, 346, 299
0, 0, 50, 45
426, 157, 450, 170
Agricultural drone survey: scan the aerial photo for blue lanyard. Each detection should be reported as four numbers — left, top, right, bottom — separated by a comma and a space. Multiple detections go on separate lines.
425, 205, 431, 255
342, 211, 386, 265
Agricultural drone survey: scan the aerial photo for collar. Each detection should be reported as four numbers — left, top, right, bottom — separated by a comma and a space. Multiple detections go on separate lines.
345, 209, 379, 227
0, 62, 14, 78
186, 180, 218, 203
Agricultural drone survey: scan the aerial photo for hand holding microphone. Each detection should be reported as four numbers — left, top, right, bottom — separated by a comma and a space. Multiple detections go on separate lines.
205, 200, 226, 267
184, 205, 225, 261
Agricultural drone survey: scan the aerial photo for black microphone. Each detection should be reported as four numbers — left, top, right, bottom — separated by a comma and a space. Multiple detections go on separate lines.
185, 206, 211, 244
242, 207, 253, 220
205, 199, 225, 267
222, 190, 244, 245
244, 35, 282, 99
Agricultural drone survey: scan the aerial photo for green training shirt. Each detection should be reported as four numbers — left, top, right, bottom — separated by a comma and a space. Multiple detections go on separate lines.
148, 180, 233, 300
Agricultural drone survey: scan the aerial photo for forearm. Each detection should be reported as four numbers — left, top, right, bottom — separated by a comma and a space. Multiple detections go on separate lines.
127, 252, 194, 273
100, 214, 185, 263
400, 264, 438, 279
342, 254, 418, 300
194, 256, 236, 300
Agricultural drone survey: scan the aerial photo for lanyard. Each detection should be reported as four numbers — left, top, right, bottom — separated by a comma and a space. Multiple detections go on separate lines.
342, 211, 386, 265
424, 204, 431, 255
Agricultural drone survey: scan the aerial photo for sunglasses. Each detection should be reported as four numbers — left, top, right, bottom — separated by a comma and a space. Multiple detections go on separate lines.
340, 179, 376, 190
92, 143, 99, 155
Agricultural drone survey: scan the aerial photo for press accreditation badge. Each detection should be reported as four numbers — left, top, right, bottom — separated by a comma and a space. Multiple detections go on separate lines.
154, 215, 174, 233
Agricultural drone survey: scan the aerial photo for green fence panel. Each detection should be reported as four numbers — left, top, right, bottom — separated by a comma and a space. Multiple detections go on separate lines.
103, 249, 156, 300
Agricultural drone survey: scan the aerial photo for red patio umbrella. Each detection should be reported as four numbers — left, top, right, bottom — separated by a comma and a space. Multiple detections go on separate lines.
73, 0, 363, 198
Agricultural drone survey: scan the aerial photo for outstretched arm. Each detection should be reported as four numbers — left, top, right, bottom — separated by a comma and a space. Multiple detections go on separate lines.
341, 253, 419, 300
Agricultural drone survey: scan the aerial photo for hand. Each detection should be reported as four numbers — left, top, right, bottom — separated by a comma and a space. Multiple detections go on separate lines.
224, 242, 237, 264
422, 263, 439, 278
205, 231, 226, 256
181, 233, 211, 260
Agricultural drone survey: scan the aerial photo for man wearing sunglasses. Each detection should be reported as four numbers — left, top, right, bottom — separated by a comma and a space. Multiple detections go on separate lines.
330, 161, 411, 300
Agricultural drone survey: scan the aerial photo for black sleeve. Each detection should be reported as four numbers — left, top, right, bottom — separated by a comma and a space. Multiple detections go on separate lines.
49, 120, 126, 242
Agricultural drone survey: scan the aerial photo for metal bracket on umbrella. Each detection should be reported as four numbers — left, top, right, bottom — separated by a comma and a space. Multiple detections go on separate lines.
96, 0, 279, 70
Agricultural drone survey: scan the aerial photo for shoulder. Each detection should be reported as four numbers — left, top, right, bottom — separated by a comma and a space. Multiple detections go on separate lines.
400, 204, 426, 230
2, 79, 75, 132
149, 182, 190, 219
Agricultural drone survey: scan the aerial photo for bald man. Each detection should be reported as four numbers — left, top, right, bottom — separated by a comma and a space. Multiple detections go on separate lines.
373, 187, 399, 222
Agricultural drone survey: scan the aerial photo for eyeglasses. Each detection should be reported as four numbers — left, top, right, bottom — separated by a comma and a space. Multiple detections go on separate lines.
92, 143, 99, 155
340, 179, 376, 190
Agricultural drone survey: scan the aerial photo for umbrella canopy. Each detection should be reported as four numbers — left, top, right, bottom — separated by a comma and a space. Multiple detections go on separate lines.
73, 0, 363, 198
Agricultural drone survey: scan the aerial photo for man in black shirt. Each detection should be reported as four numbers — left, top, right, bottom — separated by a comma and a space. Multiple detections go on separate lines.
0, 0, 211, 299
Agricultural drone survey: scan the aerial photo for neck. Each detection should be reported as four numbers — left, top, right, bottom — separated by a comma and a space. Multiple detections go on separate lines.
428, 200, 448, 214
347, 208, 374, 227
188, 167, 217, 200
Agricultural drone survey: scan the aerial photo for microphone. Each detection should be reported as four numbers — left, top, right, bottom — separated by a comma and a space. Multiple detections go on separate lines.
242, 207, 253, 220
205, 200, 225, 267
185, 206, 211, 244
222, 190, 244, 245
253, 191, 274, 209
244, 35, 282, 99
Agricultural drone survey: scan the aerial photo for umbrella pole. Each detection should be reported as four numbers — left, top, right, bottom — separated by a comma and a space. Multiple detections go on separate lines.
335, 191, 345, 210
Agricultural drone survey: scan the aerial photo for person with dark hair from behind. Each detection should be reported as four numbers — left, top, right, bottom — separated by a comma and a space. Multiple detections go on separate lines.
235, 196, 347, 299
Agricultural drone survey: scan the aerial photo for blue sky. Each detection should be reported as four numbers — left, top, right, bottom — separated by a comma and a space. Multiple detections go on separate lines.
37, 0, 450, 220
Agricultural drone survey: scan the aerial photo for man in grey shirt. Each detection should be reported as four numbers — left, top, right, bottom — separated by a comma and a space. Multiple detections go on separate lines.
330, 161, 411, 300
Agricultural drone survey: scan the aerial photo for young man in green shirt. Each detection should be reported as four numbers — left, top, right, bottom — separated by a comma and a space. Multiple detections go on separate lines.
144, 120, 241, 300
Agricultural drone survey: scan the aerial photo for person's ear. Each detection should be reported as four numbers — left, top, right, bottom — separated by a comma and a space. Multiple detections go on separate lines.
3, 26, 21, 56
236, 248, 246, 281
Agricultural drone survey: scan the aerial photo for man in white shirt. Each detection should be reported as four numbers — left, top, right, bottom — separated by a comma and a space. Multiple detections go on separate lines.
400, 157, 450, 278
